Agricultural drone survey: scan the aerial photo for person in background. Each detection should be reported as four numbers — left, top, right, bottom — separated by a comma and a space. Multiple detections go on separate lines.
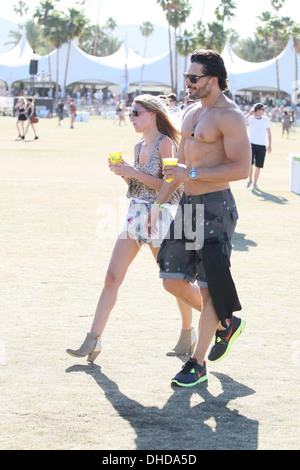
23, 97, 39, 140
56, 99, 64, 126
289, 110, 296, 133
281, 110, 291, 139
245, 103, 271, 191
69, 99, 76, 129
15, 97, 27, 138
167, 93, 178, 110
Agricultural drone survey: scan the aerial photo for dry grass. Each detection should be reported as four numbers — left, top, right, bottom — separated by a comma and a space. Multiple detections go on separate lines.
0, 115, 299, 450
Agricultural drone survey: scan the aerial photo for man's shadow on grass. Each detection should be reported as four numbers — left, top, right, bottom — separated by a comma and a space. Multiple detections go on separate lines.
232, 232, 257, 252
66, 364, 258, 450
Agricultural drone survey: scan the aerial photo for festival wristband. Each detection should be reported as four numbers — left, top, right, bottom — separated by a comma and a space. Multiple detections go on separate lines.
154, 201, 165, 208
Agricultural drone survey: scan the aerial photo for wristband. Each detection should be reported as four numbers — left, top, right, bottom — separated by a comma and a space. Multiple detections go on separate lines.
154, 201, 165, 208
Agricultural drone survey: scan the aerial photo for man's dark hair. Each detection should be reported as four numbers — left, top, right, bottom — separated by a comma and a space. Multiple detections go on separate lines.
167, 93, 177, 102
190, 49, 228, 91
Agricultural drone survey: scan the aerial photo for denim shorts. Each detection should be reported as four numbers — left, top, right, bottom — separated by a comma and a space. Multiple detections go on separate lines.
158, 189, 239, 287
119, 199, 177, 248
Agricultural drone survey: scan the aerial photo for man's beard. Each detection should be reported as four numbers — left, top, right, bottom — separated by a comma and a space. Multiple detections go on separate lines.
188, 84, 211, 101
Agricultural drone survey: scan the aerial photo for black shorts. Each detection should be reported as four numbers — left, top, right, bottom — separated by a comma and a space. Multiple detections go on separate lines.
158, 189, 238, 287
251, 143, 266, 168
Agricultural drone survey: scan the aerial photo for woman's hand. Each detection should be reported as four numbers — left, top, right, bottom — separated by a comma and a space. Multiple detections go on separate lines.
108, 159, 135, 178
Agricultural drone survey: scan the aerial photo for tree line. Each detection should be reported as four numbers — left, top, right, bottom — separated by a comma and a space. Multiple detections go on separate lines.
8, 0, 300, 98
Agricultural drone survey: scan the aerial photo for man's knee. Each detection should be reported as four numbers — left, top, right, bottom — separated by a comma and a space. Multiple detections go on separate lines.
200, 286, 212, 303
163, 278, 186, 296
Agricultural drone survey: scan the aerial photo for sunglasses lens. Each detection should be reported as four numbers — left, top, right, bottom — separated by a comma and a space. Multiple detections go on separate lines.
130, 109, 139, 118
184, 74, 197, 84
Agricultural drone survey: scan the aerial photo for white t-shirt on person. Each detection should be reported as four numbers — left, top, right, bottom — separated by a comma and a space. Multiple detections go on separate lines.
247, 115, 271, 146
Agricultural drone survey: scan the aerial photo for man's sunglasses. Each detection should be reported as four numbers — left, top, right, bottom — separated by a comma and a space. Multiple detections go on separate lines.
129, 108, 145, 118
183, 73, 209, 84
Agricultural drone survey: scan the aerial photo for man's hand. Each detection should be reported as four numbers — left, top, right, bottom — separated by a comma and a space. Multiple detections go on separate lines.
163, 164, 189, 184
146, 204, 161, 237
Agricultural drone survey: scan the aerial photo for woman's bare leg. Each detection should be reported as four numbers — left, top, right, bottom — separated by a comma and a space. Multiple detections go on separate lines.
90, 235, 140, 336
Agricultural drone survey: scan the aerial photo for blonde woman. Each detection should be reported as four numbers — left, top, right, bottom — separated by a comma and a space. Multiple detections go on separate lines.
67, 95, 200, 363
15, 97, 27, 138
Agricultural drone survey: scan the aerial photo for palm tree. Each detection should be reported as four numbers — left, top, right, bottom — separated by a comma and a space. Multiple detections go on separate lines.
5, 19, 48, 53
270, 0, 287, 101
13, 0, 29, 16
157, 0, 176, 91
45, 11, 69, 98
206, 21, 227, 52
177, 29, 197, 70
79, 22, 121, 57
176, 28, 197, 92
169, 0, 192, 95
13, 0, 29, 33
290, 23, 300, 105
34, 1, 55, 95
63, 8, 88, 96
25, 20, 42, 52
270, 0, 286, 10
106, 17, 117, 31
192, 19, 207, 49
214, 0, 237, 26
212, 0, 237, 51
256, 11, 273, 54
139, 21, 154, 93
93, 0, 102, 55
140, 21, 154, 57
233, 36, 270, 62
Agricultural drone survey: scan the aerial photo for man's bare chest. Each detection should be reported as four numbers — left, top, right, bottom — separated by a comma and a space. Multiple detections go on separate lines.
182, 111, 221, 143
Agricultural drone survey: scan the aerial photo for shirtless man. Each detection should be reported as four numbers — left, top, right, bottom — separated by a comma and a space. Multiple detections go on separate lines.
149, 49, 251, 387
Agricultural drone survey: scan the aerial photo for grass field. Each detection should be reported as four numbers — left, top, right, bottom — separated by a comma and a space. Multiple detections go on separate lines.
0, 114, 299, 450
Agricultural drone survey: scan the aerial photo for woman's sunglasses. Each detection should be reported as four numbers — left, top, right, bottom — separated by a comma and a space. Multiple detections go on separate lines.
183, 73, 209, 84
129, 108, 146, 118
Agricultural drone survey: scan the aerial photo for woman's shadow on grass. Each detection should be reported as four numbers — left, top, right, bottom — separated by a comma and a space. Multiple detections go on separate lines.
66, 364, 258, 450
251, 187, 289, 204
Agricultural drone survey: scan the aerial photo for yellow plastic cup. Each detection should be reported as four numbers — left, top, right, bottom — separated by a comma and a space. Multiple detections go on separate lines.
163, 158, 178, 182
109, 152, 122, 164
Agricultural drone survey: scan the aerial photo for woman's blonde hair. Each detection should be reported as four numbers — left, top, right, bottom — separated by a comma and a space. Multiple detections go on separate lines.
133, 94, 181, 148
18, 97, 27, 106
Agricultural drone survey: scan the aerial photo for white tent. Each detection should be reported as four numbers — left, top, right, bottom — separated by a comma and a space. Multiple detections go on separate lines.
222, 37, 300, 99
0, 33, 185, 94
39, 39, 185, 92
1, 32, 298, 100
0, 33, 40, 88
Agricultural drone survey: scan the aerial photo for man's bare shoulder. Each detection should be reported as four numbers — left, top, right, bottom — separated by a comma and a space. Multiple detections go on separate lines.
182, 101, 199, 118
218, 99, 247, 128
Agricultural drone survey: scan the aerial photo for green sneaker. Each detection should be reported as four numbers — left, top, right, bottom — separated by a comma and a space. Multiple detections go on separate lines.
171, 358, 207, 387
208, 316, 246, 363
